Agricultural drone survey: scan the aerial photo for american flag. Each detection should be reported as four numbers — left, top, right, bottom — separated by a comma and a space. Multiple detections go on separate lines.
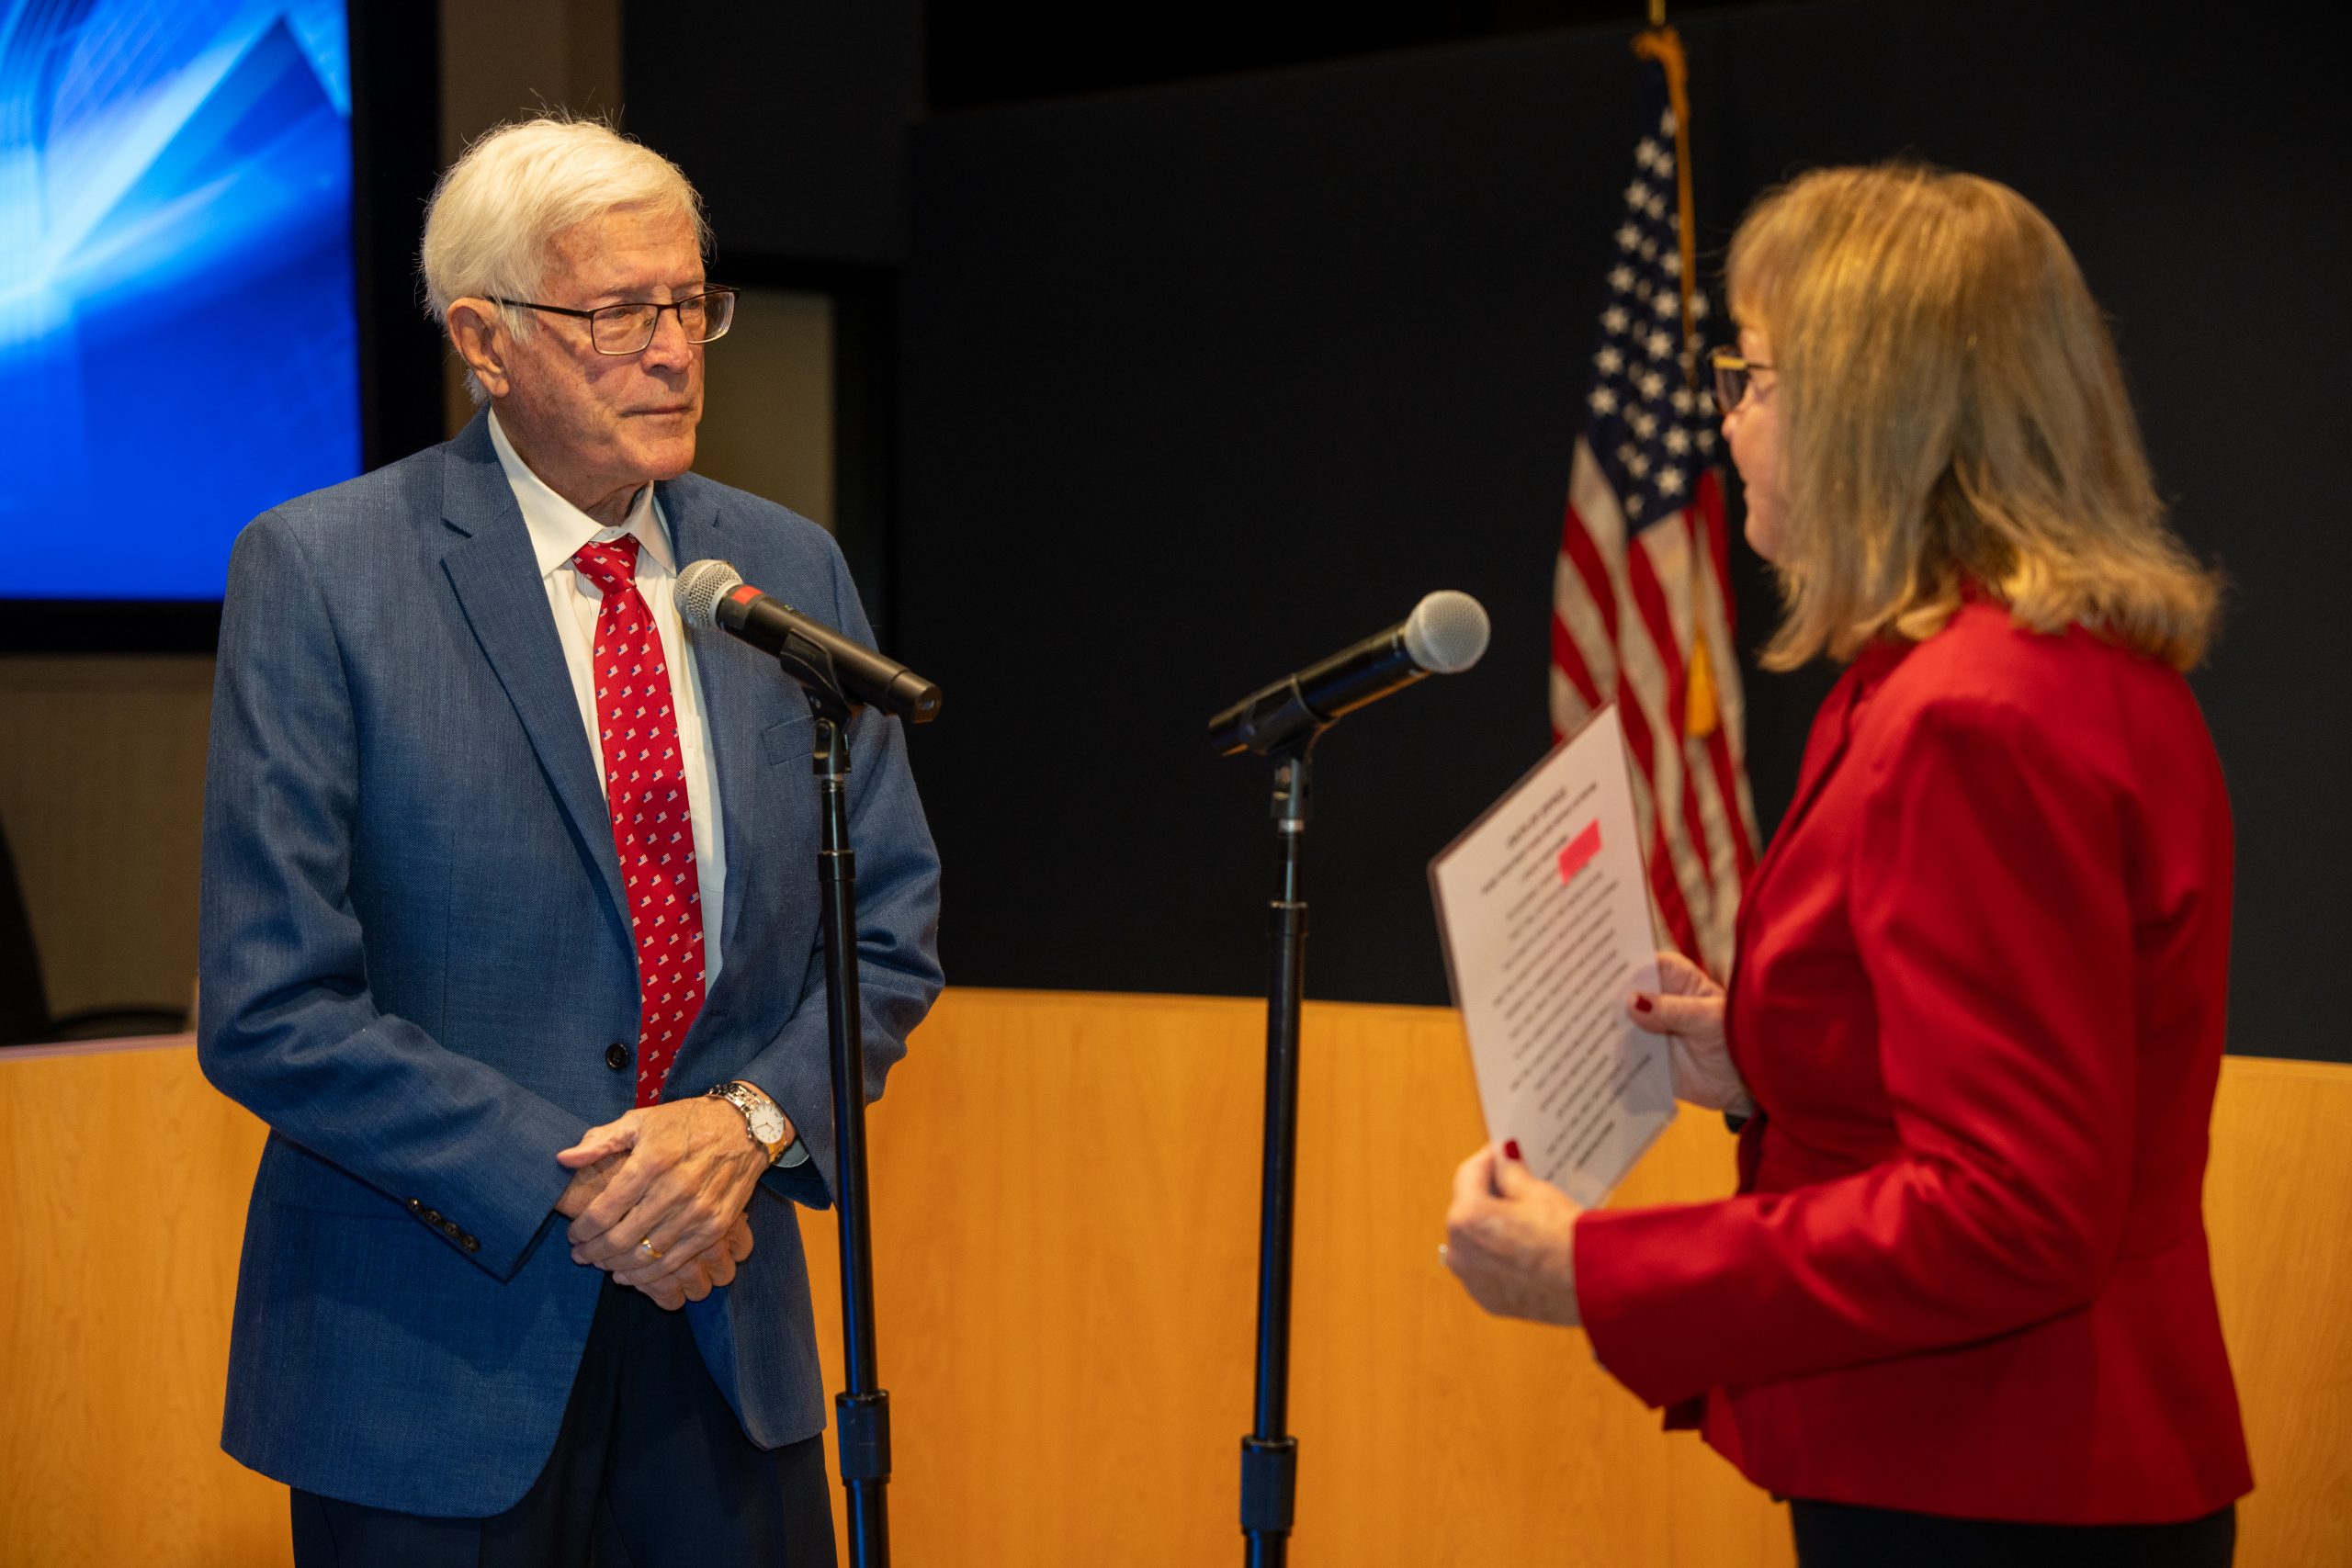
1549, 62, 1758, 979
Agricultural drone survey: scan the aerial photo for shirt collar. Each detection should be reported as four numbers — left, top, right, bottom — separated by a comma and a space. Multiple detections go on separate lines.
487, 408, 673, 579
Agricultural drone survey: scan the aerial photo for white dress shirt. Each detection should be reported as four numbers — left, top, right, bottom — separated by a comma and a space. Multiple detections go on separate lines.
488, 410, 729, 998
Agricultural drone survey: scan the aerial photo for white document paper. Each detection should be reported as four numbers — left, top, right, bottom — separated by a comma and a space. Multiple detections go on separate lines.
1429, 706, 1675, 1206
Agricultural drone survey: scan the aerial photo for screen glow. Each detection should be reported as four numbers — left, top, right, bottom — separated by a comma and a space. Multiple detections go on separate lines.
0, 0, 358, 600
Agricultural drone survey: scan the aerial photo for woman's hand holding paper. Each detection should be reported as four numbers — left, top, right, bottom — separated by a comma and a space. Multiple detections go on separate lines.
1442, 1144, 1585, 1328
1630, 951, 1755, 1117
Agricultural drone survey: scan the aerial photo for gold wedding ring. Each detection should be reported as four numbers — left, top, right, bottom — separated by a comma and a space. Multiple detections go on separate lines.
638, 1237, 664, 1260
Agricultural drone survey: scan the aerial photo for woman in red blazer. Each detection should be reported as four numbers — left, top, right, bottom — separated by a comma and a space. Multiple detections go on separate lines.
1443, 164, 2248, 1566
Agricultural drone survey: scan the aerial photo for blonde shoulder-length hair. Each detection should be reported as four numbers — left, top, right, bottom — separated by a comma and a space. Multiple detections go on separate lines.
1726, 164, 2218, 671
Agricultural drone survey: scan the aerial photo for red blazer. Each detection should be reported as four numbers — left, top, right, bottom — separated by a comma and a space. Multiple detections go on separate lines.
1575, 604, 2252, 1524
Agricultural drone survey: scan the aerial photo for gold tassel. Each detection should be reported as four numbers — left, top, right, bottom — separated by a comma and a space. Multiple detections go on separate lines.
1687, 625, 1721, 740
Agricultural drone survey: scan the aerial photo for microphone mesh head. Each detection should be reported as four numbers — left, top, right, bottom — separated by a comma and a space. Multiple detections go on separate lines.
1402, 591, 1490, 674
674, 558, 744, 630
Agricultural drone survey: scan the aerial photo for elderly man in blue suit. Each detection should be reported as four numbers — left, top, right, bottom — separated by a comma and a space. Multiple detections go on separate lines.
198, 117, 941, 1566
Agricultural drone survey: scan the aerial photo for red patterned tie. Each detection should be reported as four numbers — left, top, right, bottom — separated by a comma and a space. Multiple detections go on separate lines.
573, 536, 706, 1107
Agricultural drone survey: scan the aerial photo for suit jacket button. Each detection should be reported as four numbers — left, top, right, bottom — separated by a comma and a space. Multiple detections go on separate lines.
441, 1220, 460, 1238
461, 1235, 480, 1253
406, 1198, 423, 1212
605, 1042, 629, 1071
424, 1208, 443, 1225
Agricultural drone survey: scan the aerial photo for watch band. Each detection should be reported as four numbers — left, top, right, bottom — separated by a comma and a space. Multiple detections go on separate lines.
707, 1080, 786, 1165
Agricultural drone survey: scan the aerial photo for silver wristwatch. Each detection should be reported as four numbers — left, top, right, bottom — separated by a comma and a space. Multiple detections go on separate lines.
707, 1079, 789, 1165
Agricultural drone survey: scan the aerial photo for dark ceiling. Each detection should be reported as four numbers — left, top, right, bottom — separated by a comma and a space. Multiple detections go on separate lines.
924, 1, 1779, 111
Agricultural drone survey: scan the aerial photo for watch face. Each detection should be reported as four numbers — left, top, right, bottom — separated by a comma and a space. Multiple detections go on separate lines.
747, 1099, 787, 1145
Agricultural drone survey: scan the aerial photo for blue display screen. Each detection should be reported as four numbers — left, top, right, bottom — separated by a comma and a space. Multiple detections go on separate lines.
0, 0, 359, 601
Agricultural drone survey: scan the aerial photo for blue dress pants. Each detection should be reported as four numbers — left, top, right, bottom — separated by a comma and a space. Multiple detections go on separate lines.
291, 1278, 835, 1567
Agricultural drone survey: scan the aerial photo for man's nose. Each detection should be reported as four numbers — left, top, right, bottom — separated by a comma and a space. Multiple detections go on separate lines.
641, 303, 695, 366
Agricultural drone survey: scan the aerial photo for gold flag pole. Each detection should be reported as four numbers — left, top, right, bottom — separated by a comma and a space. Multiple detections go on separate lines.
1632, 21, 1699, 383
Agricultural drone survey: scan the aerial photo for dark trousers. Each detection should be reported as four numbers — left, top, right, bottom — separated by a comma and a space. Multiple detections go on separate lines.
292, 1280, 835, 1567
1792, 1499, 2235, 1568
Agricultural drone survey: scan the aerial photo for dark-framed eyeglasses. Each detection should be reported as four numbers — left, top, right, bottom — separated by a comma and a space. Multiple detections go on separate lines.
1708, 348, 1773, 412
494, 288, 738, 355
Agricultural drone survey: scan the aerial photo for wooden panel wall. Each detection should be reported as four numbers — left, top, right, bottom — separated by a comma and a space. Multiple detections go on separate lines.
0, 1036, 281, 1565
4, 993, 2346, 1566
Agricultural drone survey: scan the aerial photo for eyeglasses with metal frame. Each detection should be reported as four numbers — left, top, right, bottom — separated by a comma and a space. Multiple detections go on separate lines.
1708, 348, 1773, 412
492, 288, 738, 355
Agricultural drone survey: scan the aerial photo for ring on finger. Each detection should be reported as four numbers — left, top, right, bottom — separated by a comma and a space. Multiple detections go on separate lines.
638, 1237, 664, 1260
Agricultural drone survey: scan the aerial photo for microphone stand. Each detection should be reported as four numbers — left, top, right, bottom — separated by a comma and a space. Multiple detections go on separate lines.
1239, 730, 1319, 1567
1208, 602, 1485, 1562
774, 640, 892, 1568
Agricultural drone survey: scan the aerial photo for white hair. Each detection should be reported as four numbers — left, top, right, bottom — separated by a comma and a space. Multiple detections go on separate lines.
420, 116, 710, 399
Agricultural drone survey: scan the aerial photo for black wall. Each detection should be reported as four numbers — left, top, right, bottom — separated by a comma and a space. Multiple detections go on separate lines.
624, 0, 921, 265
623, 0, 922, 637
351, 0, 446, 471
890, 1, 2350, 1060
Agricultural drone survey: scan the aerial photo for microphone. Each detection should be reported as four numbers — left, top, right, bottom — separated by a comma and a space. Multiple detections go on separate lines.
1207, 591, 1489, 756
675, 558, 942, 723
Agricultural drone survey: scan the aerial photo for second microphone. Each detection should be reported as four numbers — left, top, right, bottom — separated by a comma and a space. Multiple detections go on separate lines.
1208, 590, 1490, 756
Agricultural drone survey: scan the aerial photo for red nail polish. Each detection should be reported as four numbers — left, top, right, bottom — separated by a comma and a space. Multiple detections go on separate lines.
1634, 995, 1654, 1013
1503, 1138, 1522, 1162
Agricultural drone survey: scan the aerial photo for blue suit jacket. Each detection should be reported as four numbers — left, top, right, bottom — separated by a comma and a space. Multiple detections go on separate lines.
197, 412, 943, 1516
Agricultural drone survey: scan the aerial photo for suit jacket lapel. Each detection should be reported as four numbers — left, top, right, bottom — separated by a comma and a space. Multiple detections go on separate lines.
659, 477, 770, 982
435, 415, 631, 932
1738, 640, 1913, 932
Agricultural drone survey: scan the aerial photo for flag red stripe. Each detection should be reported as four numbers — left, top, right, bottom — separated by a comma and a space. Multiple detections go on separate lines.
1707, 719, 1757, 878
1647, 803, 1700, 958
1613, 660, 1659, 787
1604, 647, 1700, 958
1672, 751, 1715, 950
1551, 610, 1602, 714
1625, 536, 1718, 962
1559, 500, 1620, 647
1624, 538, 1689, 737
1599, 620, 1693, 949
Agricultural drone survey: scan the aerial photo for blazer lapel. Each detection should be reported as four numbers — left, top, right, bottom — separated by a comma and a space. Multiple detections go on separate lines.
435, 418, 631, 931
659, 477, 772, 981
1739, 640, 1913, 930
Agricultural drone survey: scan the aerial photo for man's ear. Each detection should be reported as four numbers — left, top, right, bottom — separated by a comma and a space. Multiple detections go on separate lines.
447, 299, 512, 400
